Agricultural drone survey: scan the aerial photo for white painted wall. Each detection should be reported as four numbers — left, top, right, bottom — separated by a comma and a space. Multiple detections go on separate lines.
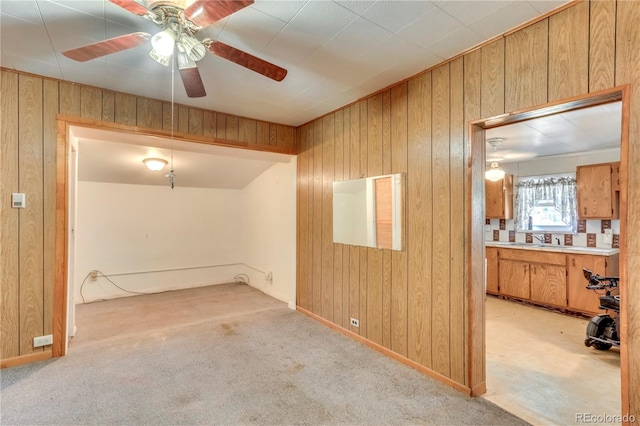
240, 158, 297, 308
75, 182, 244, 302
75, 159, 298, 309
501, 148, 620, 179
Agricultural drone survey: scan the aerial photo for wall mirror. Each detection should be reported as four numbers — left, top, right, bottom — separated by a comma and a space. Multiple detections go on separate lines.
333, 173, 404, 251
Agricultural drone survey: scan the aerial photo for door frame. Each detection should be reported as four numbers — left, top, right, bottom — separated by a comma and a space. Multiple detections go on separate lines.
467, 86, 630, 414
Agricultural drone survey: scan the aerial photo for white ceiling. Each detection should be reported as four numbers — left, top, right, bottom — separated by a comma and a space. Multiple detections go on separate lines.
0, 0, 569, 127
72, 126, 292, 188
485, 101, 622, 163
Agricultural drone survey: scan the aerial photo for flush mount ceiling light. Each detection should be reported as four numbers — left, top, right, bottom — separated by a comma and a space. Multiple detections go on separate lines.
485, 138, 506, 181
143, 158, 168, 171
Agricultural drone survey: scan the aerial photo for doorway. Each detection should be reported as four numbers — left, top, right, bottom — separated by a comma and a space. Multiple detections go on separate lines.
469, 87, 629, 422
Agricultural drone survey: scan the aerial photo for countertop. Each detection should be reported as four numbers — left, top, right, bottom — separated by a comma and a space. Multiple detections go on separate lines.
485, 241, 619, 256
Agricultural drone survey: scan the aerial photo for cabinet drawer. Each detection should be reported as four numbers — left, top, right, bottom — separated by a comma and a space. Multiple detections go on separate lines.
499, 248, 565, 266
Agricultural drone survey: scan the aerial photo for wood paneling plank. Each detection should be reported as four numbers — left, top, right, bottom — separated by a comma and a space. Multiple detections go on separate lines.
257, 122, 270, 145
615, 0, 640, 419
1, 70, 20, 359
178, 105, 189, 134
349, 103, 360, 333
203, 111, 216, 138
548, 2, 589, 101
505, 20, 549, 112
390, 83, 408, 357
239, 117, 257, 144
59, 82, 80, 116
342, 108, 351, 329
114, 93, 137, 125
431, 64, 451, 377
367, 94, 383, 344
589, 1, 616, 92
464, 49, 483, 390
407, 72, 432, 367
188, 108, 204, 136
297, 124, 311, 309
269, 124, 278, 146
80, 86, 102, 120
321, 115, 335, 321
359, 100, 368, 338
382, 90, 392, 349
136, 98, 163, 130
449, 56, 466, 385
333, 110, 344, 327
18, 74, 44, 355
42, 79, 59, 339
102, 91, 115, 122
312, 120, 323, 316
481, 39, 505, 118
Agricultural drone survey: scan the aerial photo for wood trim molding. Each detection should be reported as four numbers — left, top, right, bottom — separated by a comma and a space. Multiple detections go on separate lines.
1, 350, 52, 369
296, 306, 472, 396
468, 85, 630, 412
57, 115, 295, 155
53, 120, 69, 357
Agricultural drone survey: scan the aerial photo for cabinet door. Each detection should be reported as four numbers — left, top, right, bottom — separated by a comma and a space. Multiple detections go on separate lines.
577, 164, 612, 218
530, 263, 567, 307
485, 175, 513, 219
566, 254, 606, 315
486, 247, 499, 294
499, 259, 530, 299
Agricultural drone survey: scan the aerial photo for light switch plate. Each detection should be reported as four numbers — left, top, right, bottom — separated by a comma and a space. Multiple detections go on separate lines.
12, 193, 25, 208
603, 233, 613, 245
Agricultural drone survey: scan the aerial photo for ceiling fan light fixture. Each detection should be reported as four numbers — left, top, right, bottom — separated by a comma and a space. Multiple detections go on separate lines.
485, 162, 506, 182
151, 28, 177, 56
149, 48, 172, 66
177, 45, 196, 69
180, 35, 206, 61
143, 157, 168, 171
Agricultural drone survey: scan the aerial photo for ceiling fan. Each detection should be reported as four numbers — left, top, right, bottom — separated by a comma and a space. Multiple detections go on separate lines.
62, 0, 287, 98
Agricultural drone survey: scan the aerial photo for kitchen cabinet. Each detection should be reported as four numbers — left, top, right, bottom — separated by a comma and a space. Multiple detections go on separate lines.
499, 259, 530, 299
498, 248, 566, 306
576, 162, 620, 219
488, 245, 619, 316
486, 247, 499, 294
530, 263, 567, 307
566, 253, 619, 315
486, 174, 513, 219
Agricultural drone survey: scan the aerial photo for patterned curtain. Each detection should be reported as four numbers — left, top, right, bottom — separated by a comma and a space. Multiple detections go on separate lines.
515, 177, 578, 232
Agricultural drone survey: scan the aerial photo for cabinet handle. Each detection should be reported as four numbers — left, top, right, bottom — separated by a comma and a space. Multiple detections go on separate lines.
572, 258, 575, 267
584, 207, 587, 215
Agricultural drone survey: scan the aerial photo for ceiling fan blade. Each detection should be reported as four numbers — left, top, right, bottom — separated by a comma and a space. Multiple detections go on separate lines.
62, 32, 151, 62
184, 0, 254, 27
207, 41, 287, 82
109, 0, 150, 16
179, 66, 207, 98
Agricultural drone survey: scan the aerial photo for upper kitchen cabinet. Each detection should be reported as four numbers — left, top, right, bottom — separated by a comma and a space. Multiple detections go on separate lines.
576, 162, 620, 219
486, 175, 513, 219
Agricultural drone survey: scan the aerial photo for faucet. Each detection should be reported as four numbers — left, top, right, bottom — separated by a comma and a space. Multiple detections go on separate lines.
556, 238, 561, 245
533, 235, 545, 244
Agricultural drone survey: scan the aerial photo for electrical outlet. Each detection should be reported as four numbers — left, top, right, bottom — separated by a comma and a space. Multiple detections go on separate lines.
350, 318, 359, 327
33, 334, 53, 348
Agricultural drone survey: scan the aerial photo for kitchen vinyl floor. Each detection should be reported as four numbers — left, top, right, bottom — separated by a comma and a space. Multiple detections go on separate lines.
484, 295, 621, 425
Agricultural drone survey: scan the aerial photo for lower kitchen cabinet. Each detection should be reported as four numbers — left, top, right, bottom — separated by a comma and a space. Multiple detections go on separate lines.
530, 263, 566, 307
499, 259, 530, 299
486, 247, 499, 294
566, 253, 619, 315
486, 246, 618, 315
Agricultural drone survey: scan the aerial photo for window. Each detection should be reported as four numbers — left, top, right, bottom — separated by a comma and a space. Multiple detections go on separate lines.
515, 176, 578, 233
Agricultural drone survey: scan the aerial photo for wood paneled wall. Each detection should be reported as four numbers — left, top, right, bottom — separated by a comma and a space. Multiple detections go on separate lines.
296, 0, 640, 417
0, 72, 295, 362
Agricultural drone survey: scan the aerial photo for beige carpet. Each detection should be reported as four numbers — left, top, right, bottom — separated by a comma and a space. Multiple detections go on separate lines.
1, 283, 526, 425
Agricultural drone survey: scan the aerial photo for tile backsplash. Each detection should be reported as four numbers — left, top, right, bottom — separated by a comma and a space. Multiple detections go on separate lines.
485, 219, 620, 249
